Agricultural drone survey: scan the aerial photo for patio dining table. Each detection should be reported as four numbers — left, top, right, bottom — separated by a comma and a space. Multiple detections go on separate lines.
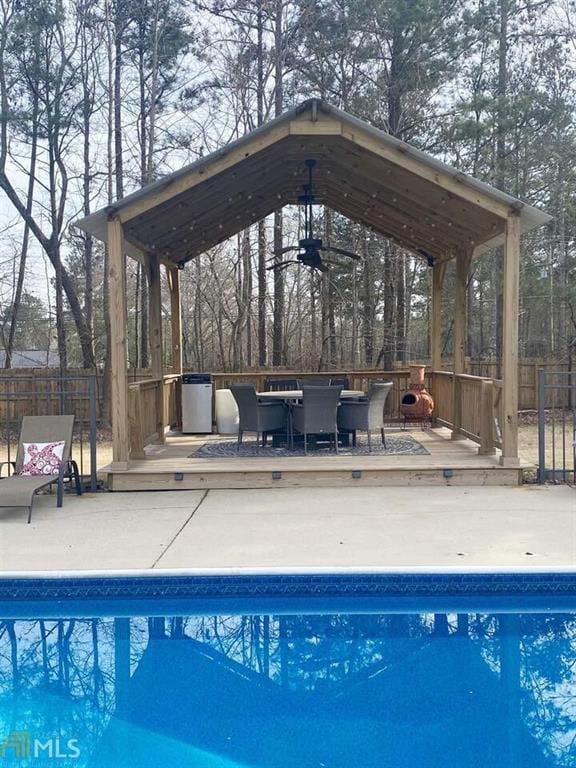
257, 389, 365, 401
256, 389, 366, 448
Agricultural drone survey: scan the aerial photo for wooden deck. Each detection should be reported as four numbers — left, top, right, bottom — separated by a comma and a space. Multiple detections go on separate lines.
104, 427, 531, 491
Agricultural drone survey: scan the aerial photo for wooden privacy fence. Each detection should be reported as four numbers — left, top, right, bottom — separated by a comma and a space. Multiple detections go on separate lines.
0, 371, 98, 425
399, 359, 573, 410
470, 360, 571, 410
0, 359, 570, 420
0, 374, 100, 489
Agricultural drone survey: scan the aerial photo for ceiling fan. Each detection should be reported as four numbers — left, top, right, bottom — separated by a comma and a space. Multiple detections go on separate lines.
267, 159, 361, 273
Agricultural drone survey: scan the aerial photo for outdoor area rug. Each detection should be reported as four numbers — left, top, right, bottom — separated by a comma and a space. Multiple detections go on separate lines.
191, 434, 429, 458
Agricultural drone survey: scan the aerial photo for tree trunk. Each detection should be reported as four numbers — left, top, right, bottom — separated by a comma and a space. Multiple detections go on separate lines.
256, 0, 267, 367
257, 221, 267, 366
362, 240, 374, 365
5, 90, 39, 368
380, 243, 395, 370
310, 270, 317, 367
494, 0, 510, 373
272, 0, 284, 366
351, 264, 358, 367
242, 230, 253, 367
395, 251, 406, 363
114, 1, 124, 201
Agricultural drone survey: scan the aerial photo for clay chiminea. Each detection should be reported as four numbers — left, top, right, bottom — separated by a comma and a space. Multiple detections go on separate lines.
400, 365, 434, 421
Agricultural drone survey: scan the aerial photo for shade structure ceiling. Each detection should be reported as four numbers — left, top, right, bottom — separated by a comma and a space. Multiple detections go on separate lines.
75, 101, 551, 266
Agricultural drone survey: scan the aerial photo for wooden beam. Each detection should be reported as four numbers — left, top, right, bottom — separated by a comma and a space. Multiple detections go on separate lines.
166, 266, 183, 375
500, 214, 521, 466
128, 387, 146, 460
479, 379, 496, 455
165, 193, 294, 264
451, 251, 472, 440
147, 254, 165, 444
431, 262, 446, 371
118, 124, 291, 224
340, 125, 513, 220
144, 188, 292, 260
322, 179, 460, 253
323, 191, 447, 260
166, 265, 182, 431
129, 151, 296, 248
107, 216, 130, 468
288, 119, 342, 136
323, 153, 497, 240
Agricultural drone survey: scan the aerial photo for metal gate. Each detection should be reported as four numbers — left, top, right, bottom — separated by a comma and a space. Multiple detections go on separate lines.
0, 374, 100, 491
537, 369, 576, 484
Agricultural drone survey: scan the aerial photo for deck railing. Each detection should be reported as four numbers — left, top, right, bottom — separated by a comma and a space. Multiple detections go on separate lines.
128, 374, 181, 458
128, 378, 160, 459
126, 368, 500, 458
212, 370, 433, 421
431, 371, 501, 453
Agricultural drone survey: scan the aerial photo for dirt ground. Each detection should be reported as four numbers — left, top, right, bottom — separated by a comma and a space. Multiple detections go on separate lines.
0, 421, 572, 478
519, 417, 574, 472
0, 436, 113, 479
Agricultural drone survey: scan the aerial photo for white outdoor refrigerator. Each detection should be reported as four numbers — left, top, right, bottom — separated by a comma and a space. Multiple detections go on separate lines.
181, 373, 213, 433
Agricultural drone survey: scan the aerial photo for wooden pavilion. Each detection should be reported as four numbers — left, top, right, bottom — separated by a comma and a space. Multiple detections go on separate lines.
76, 99, 551, 489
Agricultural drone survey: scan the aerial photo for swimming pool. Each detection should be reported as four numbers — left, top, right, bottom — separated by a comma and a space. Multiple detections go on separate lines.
0, 569, 575, 767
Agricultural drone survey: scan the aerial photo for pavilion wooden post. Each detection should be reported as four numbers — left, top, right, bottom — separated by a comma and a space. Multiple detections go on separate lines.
451, 250, 472, 440
107, 216, 130, 468
430, 261, 446, 371
147, 254, 165, 444
430, 261, 446, 427
166, 266, 183, 375
166, 265, 183, 430
478, 379, 496, 455
500, 214, 521, 466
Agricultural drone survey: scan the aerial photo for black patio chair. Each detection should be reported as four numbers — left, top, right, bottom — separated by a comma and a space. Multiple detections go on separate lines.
296, 378, 331, 388
265, 378, 299, 392
330, 377, 349, 389
291, 385, 343, 454
230, 384, 288, 453
337, 381, 393, 451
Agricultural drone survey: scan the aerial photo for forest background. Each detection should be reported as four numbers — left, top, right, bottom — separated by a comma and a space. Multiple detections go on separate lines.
0, 0, 573, 376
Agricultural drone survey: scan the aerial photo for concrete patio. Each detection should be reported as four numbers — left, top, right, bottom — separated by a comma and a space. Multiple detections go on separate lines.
0, 485, 573, 571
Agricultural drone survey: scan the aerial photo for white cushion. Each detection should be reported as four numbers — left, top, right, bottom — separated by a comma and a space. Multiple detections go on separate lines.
20, 441, 65, 476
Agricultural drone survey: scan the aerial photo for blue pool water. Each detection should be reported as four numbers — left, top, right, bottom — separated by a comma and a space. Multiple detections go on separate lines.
0, 573, 575, 767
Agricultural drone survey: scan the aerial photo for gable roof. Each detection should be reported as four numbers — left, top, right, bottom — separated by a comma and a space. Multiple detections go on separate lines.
75, 99, 551, 265
95, 634, 549, 768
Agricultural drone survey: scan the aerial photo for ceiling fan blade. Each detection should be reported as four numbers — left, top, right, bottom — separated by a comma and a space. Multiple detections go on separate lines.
319, 245, 361, 260
266, 260, 300, 271
322, 257, 354, 270
273, 245, 300, 256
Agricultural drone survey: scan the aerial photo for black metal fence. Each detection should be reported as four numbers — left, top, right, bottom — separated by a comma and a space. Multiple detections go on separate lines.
537, 369, 575, 484
0, 375, 101, 491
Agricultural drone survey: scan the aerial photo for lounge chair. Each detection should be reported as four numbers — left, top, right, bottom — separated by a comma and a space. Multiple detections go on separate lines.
0, 415, 82, 523
337, 381, 393, 451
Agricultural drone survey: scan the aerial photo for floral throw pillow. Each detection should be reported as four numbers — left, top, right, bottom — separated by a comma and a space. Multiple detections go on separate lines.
20, 441, 65, 476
